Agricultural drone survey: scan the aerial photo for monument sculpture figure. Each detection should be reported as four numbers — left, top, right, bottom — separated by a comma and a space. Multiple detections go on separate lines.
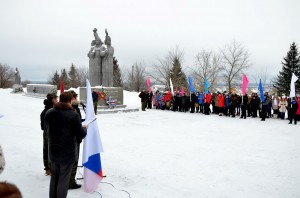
88, 28, 114, 87
14, 68, 21, 84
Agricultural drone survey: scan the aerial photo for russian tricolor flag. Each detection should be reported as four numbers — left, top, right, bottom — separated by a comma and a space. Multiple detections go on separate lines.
82, 79, 104, 193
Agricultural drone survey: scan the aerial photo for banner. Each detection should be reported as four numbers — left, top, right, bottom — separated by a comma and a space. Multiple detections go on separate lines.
258, 79, 265, 103
146, 78, 152, 93
82, 79, 104, 193
169, 78, 174, 96
188, 76, 196, 92
204, 79, 209, 94
289, 73, 298, 97
242, 74, 249, 95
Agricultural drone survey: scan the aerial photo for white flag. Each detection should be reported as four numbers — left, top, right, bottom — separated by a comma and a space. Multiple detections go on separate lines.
289, 73, 298, 97
169, 78, 174, 96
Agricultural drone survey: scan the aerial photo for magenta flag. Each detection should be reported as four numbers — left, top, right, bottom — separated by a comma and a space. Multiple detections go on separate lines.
242, 74, 249, 95
146, 78, 152, 93
180, 87, 185, 96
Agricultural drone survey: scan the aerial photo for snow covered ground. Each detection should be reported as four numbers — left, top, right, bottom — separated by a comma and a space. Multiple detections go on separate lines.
0, 88, 300, 198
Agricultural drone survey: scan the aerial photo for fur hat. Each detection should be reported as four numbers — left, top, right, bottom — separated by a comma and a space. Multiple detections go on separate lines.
46, 93, 57, 100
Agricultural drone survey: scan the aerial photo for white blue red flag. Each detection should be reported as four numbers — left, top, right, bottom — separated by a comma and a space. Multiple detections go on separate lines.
82, 79, 104, 193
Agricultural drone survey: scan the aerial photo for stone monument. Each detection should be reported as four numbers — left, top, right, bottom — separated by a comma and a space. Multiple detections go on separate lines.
14, 68, 21, 84
12, 67, 23, 93
79, 27, 127, 112
88, 28, 114, 87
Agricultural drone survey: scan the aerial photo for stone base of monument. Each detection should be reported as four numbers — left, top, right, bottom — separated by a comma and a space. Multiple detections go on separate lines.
11, 84, 24, 93
79, 86, 139, 114
93, 105, 139, 114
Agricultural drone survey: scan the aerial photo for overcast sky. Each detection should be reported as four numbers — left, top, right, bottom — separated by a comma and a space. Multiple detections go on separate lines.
0, 0, 299, 82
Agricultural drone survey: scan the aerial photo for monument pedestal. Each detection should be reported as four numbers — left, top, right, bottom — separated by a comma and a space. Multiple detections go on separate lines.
79, 86, 139, 114
79, 87, 124, 105
12, 84, 23, 93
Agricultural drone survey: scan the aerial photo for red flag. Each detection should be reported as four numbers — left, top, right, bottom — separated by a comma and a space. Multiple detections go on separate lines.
60, 80, 65, 93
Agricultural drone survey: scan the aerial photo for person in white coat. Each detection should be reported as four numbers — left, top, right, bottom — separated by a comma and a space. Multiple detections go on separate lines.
279, 95, 288, 120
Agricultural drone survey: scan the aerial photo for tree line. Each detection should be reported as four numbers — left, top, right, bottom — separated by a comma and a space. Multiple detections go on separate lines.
0, 41, 299, 96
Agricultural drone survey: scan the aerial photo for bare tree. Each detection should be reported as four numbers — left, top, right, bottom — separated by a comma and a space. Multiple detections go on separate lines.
149, 46, 184, 86
0, 63, 14, 88
192, 49, 222, 92
77, 66, 89, 87
21, 80, 31, 87
220, 41, 250, 92
125, 62, 147, 92
251, 67, 269, 87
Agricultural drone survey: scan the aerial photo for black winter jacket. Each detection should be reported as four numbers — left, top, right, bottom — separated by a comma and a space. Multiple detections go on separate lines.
40, 99, 53, 131
45, 102, 87, 164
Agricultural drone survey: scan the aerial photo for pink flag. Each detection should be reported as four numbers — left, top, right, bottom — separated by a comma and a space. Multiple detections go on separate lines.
242, 74, 249, 95
180, 87, 185, 96
146, 78, 152, 93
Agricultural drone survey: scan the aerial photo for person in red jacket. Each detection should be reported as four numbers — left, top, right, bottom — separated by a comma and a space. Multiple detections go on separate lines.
165, 90, 172, 110
218, 92, 225, 116
204, 92, 212, 115
295, 97, 300, 124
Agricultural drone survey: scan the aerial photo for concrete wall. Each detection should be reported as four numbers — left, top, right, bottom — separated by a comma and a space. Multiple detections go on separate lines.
27, 84, 57, 97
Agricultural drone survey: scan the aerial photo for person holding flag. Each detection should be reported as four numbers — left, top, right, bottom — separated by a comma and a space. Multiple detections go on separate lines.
258, 79, 269, 121
288, 96, 299, 124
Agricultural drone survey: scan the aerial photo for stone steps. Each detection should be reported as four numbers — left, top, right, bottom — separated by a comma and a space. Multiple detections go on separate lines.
79, 105, 139, 114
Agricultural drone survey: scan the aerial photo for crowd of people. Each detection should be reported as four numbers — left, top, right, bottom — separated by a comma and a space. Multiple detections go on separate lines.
139, 90, 300, 124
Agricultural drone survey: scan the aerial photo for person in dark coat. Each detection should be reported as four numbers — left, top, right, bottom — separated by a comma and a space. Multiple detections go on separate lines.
40, 93, 58, 176
172, 93, 179, 111
68, 90, 85, 189
289, 97, 298, 124
251, 93, 259, 118
92, 89, 99, 114
147, 91, 153, 109
139, 90, 148, 111
45, 92, 87, 198
261, 94, 269, 121
240, 94, 248, 119
190, 92, 197, 113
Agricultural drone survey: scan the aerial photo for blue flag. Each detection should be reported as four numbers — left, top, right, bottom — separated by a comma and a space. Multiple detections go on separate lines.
258, 79, 265, 102
204, 79, 209, 94
188, 76, 196, 93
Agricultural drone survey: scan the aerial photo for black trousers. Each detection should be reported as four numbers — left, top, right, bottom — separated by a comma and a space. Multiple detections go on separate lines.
43, 132, 50, 170
50, 162, 73, 198
241, 105, 247, 119
69, 143, 80, 186
204, 103, 210, 115
261, 105, 267, 120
